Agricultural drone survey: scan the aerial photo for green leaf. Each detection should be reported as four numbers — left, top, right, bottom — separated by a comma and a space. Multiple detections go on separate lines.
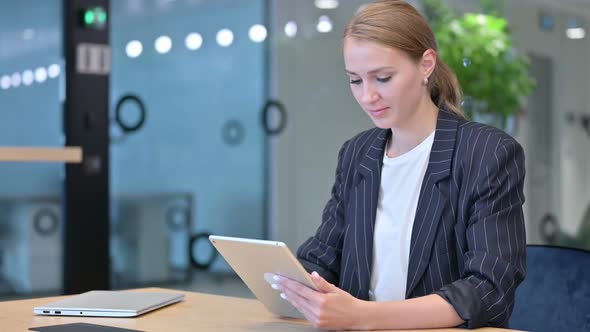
426, 2, 535, 129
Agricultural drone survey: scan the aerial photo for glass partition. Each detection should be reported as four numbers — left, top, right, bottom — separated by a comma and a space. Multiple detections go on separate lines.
109, 0, 268, 287
0, 0, 64, 298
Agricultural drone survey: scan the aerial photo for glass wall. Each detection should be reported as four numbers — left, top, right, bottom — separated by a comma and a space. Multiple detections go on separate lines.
269, 0, 372, 249
109, 0, 268, 287
0, 0, 64, 298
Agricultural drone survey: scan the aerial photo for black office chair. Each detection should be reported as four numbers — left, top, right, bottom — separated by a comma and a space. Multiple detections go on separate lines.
510, 245, 590, 332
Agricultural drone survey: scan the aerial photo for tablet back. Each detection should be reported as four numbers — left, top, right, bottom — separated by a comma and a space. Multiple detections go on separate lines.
209, 235, 317, 318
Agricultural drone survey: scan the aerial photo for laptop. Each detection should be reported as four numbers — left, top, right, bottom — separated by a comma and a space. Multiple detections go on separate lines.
33, 290, 184, 317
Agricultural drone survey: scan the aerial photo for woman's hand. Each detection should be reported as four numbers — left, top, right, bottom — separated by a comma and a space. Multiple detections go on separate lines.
273, 271, 368, 330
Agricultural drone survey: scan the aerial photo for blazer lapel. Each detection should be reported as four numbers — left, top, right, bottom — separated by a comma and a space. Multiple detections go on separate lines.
352, 128, 388, 299
405, 110, 458, 297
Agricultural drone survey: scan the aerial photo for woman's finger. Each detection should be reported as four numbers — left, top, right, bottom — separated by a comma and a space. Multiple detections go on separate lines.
281, 289, 317, 325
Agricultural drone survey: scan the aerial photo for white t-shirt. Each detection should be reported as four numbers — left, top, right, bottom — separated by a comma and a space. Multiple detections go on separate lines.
369, 130, 435, 302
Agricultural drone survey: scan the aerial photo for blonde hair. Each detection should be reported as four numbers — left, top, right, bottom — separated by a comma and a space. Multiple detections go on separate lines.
344, 0, 464, 118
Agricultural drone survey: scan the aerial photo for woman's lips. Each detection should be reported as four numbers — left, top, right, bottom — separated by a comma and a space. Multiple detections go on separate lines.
368, 107, 388, 117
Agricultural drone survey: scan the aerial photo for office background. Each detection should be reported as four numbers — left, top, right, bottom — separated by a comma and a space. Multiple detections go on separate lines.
1, 0, 589, 300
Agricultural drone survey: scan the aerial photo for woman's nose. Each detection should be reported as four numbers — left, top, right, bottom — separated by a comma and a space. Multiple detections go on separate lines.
361, 85, 379, 104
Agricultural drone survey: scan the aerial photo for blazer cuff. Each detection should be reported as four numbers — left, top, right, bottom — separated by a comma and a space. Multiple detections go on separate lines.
298, 259, 339, 285
434, 280, 486, 329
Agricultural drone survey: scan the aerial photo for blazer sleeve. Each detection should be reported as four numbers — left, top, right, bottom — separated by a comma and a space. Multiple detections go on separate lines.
435, 138, 527, 328
296, 140, 350, 285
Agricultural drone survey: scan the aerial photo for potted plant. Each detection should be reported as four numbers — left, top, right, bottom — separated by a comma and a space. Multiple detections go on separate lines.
423, 0, 535, 131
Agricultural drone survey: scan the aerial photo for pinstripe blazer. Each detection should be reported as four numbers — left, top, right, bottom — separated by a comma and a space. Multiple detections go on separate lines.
297, 109, 526, 329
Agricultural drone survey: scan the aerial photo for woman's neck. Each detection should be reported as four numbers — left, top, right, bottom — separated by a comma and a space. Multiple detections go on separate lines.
387, 101, 438, 158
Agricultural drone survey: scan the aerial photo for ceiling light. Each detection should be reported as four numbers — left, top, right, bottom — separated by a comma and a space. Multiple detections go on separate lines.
126, 40, 143, 58
284, 21, 298, 38
35, 67, 48, 83
317, 15, 333, 33
249, 24, 267, 43
48, 64, 61, 78
155, 36, 172, 54
217, 29, 234, 47
315, 0, 339, 10
185, 33, 203, 50
566, 27, 586, 39
1, 75, 10, 90
11, 73, 21, 87
22, 70, 34, 86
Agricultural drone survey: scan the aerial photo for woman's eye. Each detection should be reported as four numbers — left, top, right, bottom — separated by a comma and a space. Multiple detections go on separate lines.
377, 76, 391, 83
349, 78, 362, 85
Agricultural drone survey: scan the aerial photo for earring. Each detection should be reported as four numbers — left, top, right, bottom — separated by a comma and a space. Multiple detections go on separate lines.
423, 77, 429, 85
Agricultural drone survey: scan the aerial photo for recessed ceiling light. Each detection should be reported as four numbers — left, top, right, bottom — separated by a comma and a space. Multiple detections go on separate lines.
315, 0, 339, 10
249, 24, 267, 43
284, 21, 298, 38
22, 70, 34, 86
217, 29, 234, 47
0, 75, 10, 90
185, 33, 203, 50
35, 67, 48, 83
48, 64, 61, 78
126, 40, 143, 58
317, 15, 333, 33
155, 36, 172, 54
11, 72, 21, 87
566, 27, 585, 39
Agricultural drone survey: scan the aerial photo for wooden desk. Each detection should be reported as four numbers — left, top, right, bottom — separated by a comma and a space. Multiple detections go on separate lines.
0, 288, 523, 332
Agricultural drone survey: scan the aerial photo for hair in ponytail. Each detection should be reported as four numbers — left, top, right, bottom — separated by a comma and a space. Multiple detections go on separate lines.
343, 0, 464, 118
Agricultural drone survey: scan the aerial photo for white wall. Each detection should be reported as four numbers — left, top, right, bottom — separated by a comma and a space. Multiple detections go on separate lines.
504, 1, 590, 239
412, 0, 590, 241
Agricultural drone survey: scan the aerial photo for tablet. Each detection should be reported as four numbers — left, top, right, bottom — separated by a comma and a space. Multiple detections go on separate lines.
209, 235, 317, 318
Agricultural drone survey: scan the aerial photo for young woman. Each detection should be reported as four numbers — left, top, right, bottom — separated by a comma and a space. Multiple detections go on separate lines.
272, 0, 526, 330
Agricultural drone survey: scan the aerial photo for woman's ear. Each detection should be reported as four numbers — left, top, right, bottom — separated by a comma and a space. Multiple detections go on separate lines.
421, 49, 437, 79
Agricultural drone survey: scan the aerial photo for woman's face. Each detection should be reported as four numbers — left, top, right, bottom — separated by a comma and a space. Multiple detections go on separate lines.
343, 37, 428, 129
